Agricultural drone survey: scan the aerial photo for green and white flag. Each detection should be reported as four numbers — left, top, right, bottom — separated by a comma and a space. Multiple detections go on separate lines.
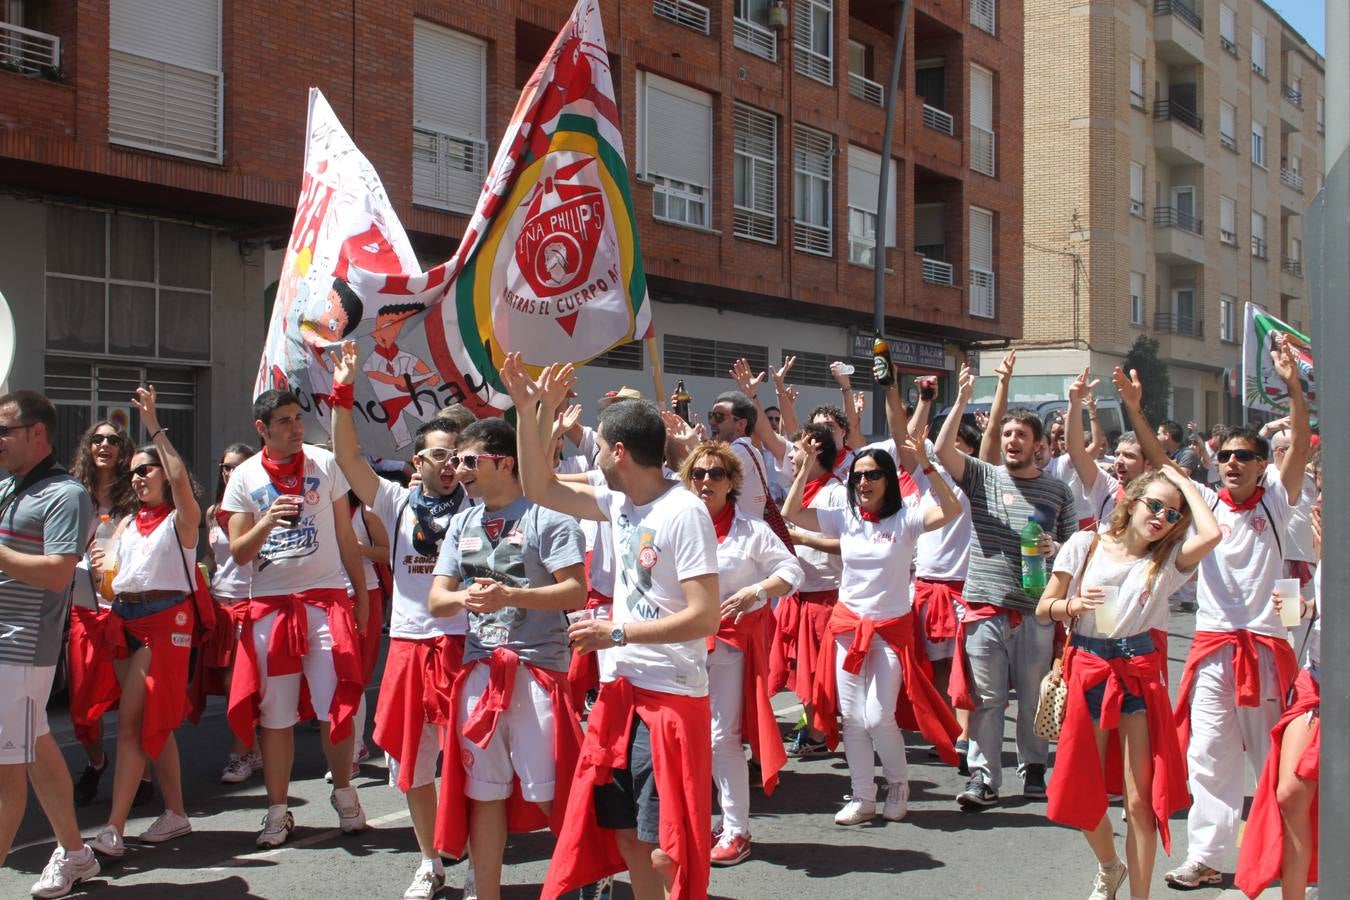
1241, 302, 1317, 421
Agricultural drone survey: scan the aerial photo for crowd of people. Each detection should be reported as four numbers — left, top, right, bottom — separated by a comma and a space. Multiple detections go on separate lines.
0, 333, 1322, 900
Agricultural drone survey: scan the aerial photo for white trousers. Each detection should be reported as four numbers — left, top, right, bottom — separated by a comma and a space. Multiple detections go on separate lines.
708, 642, 751, 837
835, 635, 907, 803
253, 605, 338, 729
1184, 642, 1284, 869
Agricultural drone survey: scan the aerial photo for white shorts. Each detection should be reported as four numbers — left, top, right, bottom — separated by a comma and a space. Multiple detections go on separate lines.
253, 605, 340, 729
456, 664, 557, 803
387, 723, 442, 791
0, 664, 56, 764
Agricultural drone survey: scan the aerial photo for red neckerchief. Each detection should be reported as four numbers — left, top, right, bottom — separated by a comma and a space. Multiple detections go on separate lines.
1218, 485, 1264, 512
858, 507, 882, 523
135, 503, 172, 536
214, 508, 231, 532
711, 501, 735, 543
800, 473, 836, 509
373, 342, 400, 361
1115, 484, 1127, 503
260, 446, 305, 495
833, 448, 849, 470
898, 468, 919, 499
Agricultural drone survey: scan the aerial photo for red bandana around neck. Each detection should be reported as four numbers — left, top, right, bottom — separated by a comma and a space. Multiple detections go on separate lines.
833, 448, 849, 470
801, 474, 837, 510
214, 508, 232, 532
136, 503, 172, 536
260, 446, 306, 495
1218, 485, 1265, 512
858, 507, 882, 523
373, 342, 400, 362
711, 500, 736, 543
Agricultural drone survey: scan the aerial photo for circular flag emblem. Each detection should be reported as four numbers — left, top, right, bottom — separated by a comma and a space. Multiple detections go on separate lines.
638, 546, 658, 569
305, 489, 320, 506
175, 611, 188, 626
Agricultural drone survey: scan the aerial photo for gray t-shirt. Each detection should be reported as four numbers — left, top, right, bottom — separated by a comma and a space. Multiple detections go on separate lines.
1171, 446, 1202, 480
958, 455, 1077, 612
434, 496, 584, 671
0, 468, 92, 666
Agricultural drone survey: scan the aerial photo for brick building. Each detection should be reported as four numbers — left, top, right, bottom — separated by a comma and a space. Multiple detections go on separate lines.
1013, 0, 1323, 428
0, 0, 1022, 470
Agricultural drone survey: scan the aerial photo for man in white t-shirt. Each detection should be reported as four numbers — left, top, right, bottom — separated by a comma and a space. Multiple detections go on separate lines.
499, 357, 720, 900
1115, 348, 1311, 889
331, 343, 474, 900
222, 389, 371, 850
707, 390, 768, 520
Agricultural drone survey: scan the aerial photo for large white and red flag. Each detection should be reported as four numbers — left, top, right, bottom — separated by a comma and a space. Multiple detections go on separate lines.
256, 0, 651, 454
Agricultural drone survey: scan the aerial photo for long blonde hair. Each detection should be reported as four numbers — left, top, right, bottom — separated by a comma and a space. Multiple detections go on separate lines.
1102, 469, 1191, 595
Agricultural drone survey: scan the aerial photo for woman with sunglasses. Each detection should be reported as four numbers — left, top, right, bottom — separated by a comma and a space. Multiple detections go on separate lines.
676, 441, 802, 866
66, 421, 138, 806
86, 386, 201, 857
1036, 466, 1220, 900
205, 443, 260, 785
784, 439, 962, 826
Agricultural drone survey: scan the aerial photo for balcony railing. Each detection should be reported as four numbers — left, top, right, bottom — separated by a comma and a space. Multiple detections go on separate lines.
848, 71, 884, 106
1219, 131, 1237, 151
0, 21, 61, 78
969, 268, 995, 318
1154, 312, 1204, 337
970, 125, 995, 176
733, 17, 777, 61
1282, 257, 1303, 277
1220, 35, 1238, 56
921, 256, 955, 286
1280, 167, 1304, 192
1130, 90, 1146, 111
1154, 100, 1203, 133
1154, 205, 1203, 235
1252, 59, 1267, 79
1154, 0, 1202, 32
922, 103, 955, 135
1281, 82, 1302, 107
653, 0, 711, 33
1251, 235, 1268, 258
1220, 228, 1236, 245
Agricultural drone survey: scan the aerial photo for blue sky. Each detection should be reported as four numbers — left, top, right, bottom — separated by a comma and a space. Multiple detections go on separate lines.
1268, 2, 1324, 54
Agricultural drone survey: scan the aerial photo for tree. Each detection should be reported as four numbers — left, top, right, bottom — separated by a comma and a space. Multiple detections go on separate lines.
1122, 335, 1171, 427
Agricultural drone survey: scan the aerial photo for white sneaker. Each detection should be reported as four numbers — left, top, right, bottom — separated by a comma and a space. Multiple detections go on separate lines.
221, 754, 253, 784
882, 781, 909, 821
833, 795, 878, 826
243, 749, 263, 771
403, 861, 446, 900
31, 845, 100, 898
90, 824, 125, 858
256, 806, 294, 848
137, 810, 191, 843
1089, 859, 1127, 900
324, 760, 361, 783
331, 785, 367, 833
463, 863, 478, 900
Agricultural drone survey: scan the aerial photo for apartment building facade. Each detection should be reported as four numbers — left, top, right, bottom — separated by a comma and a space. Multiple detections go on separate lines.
1017, 0, 1323, 428
0, 0, 1021, 470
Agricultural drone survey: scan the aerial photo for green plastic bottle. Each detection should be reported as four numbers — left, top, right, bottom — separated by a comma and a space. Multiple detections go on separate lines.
1020, 516, 1046, 599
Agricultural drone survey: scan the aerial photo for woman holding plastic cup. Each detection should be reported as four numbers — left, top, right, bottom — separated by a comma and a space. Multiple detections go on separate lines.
1035, 466, 1220, 900
677, 441, 803, 866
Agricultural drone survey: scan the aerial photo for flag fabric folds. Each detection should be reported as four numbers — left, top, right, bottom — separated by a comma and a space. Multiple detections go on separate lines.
1241, 302, 1318, 422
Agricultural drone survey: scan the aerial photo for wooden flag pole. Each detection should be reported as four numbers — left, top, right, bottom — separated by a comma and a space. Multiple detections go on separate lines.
645, 335, 667, 407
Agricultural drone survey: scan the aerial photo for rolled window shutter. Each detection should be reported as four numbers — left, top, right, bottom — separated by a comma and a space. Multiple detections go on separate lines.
644, 75, 712, 187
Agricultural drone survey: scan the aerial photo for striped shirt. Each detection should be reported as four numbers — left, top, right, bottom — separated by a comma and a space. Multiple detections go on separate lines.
957, 455, 1076, 612
0, 470, 91, 665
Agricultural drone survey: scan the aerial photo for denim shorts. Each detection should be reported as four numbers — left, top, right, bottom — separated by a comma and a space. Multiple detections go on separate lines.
111, 594, 188, 652
1071, 632, 1153, 721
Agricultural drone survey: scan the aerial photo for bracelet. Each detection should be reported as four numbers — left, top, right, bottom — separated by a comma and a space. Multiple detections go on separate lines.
330, 381, 355, 410
921, 465, 936, 475
149, 427, 168, 440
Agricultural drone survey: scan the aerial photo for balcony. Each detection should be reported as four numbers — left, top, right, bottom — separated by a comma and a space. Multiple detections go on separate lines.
1153, 0, 1204, 64
848, 71, 884, 107
1280, 166, 1304, 192
0, 21, 61, 79
1154, 206, 1205, 263
1154, 206, 1202, 234
1220, 35, 1238, 57
1281, 82, 1302, 108
1282, 257, 1303, 277
922, 103, 954, 135
1153, 103, 1206, 165
734, 17, 777, 61
653, 0, 711, 33
921, 256, 955, 286
969, 268, 995, 318
1154, 312, 1203, 338
1280, 169, 1306, 215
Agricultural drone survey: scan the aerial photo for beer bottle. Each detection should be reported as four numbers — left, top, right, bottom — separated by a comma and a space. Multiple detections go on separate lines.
673, 379, 692, 423
871, 333, 895, 386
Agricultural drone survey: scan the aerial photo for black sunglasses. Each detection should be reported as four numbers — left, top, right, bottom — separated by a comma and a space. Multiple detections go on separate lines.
450, 453, 507, 470
1140, 497, 1183, 524
219, 463, 237, 474
1216, 449, 1261, 464
707, 410, 727, 423
89, 433, 123, 446
131, 463, 162, 478
690, 466, 728, 482
849, 470, 886, 484
0, 421, 35, 438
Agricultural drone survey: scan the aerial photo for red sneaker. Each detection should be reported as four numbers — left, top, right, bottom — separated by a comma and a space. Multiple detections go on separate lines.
710, 832, 751, 866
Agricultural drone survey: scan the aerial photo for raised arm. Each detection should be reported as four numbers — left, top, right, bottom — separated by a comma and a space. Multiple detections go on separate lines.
1112, 366, 1170, 470
771, 356, 802, 436
897, 431, 960, 532
980, 350, 1015, 463
782, 440, 825, 533
935, 364, 974, 483
1085, 394, 1105, 458
909, 377, 935, 438
1270, 336, 1312, 499
330, 341, 382, 507
1161, 466, 1222, 570
831, 362, 865, 448
730, 358, 790, 461
1064, 367, 1102, 491
882, 366, 910, 451
132, 385, 200, 548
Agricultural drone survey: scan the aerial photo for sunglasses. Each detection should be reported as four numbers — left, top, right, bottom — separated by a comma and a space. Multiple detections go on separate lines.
849, 469, 886, 484
690, 466, 728, 482
131, 463, 162, 478
416, 447, 454, 464
0, 421, 35, 438
1140, 497, 1183, 524
1216, 449, 1261, 464
219, 463, 237, 475
706, 410, 727, 423
90, 433, 122, 446
451, 453, 508, 470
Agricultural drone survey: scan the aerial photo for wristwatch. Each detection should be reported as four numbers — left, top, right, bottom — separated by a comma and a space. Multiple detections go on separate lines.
610, 625, 627, 647
755, 585, 769, 604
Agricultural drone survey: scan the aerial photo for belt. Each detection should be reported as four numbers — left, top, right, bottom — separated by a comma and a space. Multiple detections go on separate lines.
114, 590, 186, 605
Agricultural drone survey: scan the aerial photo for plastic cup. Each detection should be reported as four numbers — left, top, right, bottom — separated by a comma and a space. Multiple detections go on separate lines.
100, 562, 118, 603
1093, 585, 1120, 634
836, 364, 856, 376
566, 609, 596, 626
1275, 578, 1303, 627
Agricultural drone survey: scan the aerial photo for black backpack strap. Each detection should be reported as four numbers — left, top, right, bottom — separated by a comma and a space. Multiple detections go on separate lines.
1258, 495, 1284, 559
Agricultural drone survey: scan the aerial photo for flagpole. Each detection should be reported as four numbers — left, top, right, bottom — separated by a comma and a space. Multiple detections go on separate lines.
645, 335, 667, 407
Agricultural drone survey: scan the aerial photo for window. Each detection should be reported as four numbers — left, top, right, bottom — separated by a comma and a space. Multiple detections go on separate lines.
1219, 295, 1236, 342
1129, 56, 1145, 109
413, 22, 488, 213
1130, 272, 1144, 325
969, 206, 995, 318
108, 0, 222, 162
846, 146, 896, 266
638, 73, 713, 228
1172, 287, 1196, 336
793, 0, 833, 84
1219, 100, 1237, 150
1251, 29, 1266, 77
733, 103, 778, 243
1219, 195, 1236, 244
781, 349, 842, 388
847, 40, 883, 105
586, 341, 644, 370
1219, 4, 1237, 53
1251, 211, 1267, 257
970, 0, 995, 35
1251, 120, 1266, 168
733, 0, 776, 60
1290, 236, 1302, 263
663, 334, 769, 378
969, 64, 995, 177
46, 207, 212, 362
1316, 97, 1325, 133
1129, 162, 1145, 217
793, 124, 833, 255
